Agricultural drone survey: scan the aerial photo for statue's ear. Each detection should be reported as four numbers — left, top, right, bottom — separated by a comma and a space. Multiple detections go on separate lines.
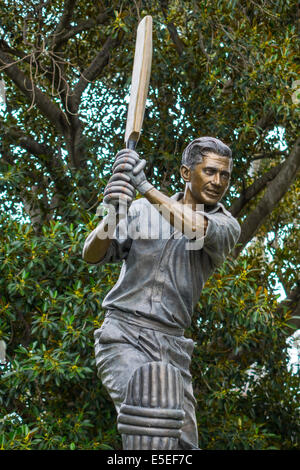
180, 165, 191, 182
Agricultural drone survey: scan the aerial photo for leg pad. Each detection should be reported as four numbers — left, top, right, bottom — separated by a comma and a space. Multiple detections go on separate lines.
117, 361, 185, 450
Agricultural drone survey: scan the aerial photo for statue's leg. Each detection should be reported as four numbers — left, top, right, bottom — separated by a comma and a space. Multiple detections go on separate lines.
94, 316, 199, 449
117, 361, 185, 450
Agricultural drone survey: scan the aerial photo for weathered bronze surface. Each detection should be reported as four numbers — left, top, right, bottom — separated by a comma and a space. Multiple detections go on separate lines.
83, 137, 241, 450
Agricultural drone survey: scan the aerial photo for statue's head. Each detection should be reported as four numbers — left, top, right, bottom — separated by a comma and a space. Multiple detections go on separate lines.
180, 137, 232, 206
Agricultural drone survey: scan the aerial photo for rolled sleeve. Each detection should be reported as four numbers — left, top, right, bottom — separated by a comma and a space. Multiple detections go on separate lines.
98, 237, 132, 265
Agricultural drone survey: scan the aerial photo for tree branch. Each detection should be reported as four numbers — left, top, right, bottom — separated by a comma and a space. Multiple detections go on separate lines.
233, 138, 300, 257
5, 126, 73, 196
60, 30, 121, 172
0, 39, 70, 119
0, 141, 51, 229
159, 0, 186, 56
275, 283, 300, 335
0, 39, 30, 63
166, 22, 186, 56
0, 144, 15, 166
229, 163, 283, 217
51, 12, 110, 50
251, 150, 287, 161
0, 49, 68, 134
8, 128, 52, 157
255, 108, 276, 133
21, 182, 50, 231
71, 36, 118, 112
52, 0, 77, 39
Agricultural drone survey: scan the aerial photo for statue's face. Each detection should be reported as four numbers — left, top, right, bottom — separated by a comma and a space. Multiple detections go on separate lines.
181, 152, 231, 206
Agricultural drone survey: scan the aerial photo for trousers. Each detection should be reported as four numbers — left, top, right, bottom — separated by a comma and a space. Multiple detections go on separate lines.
94, 311, 199, 449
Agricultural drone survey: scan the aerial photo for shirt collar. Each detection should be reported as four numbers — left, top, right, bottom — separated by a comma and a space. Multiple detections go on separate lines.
171, 192, 230, 215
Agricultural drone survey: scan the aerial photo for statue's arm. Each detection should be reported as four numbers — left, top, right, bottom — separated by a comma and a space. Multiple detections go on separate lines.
83, 152, 136, 264
82, 214, 116, 264
112, 149, 208, 239
144, 187, 208, 239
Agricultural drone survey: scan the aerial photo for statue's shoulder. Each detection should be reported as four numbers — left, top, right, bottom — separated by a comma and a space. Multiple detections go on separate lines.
130, 197, 151, 211
214, 203, 241, 232
217, 202, 233, 218
127, 197, 149, 218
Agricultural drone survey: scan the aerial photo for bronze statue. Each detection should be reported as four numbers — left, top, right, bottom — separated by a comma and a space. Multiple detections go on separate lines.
82, 136, 241, 450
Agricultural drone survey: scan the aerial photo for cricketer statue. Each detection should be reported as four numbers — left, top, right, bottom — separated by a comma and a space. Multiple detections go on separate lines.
82, 17, 241, 450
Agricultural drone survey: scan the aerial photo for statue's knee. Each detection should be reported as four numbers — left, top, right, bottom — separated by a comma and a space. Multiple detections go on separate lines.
117, 361, 185, 450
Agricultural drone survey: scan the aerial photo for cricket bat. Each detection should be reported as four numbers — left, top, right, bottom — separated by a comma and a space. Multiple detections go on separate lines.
125, 16, 153, 150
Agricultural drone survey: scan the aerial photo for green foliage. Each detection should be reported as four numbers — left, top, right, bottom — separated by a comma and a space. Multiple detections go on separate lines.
1, 213, 299, 450
191, 259, 299, 450
0, 213, 121, 449
0, 0, 299, 450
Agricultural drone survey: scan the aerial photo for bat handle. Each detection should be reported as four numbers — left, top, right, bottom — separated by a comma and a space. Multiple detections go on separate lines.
126, 139, 146, 175
127, 139, 137, 150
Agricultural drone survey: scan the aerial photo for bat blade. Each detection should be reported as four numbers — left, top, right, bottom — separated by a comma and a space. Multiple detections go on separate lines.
125, 16, 152, 149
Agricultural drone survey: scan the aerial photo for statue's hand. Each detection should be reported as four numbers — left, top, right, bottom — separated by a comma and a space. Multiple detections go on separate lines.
103, 172, 136, 207
112, 149, 153, 195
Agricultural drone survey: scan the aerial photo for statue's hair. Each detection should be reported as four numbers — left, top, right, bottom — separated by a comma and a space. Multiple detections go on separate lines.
181, 136, 233, 170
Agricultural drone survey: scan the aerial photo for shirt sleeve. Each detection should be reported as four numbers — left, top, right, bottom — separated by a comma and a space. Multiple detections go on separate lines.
201, 210, 241, 267
96, 238, 132, 265
82, 215, 132, 266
